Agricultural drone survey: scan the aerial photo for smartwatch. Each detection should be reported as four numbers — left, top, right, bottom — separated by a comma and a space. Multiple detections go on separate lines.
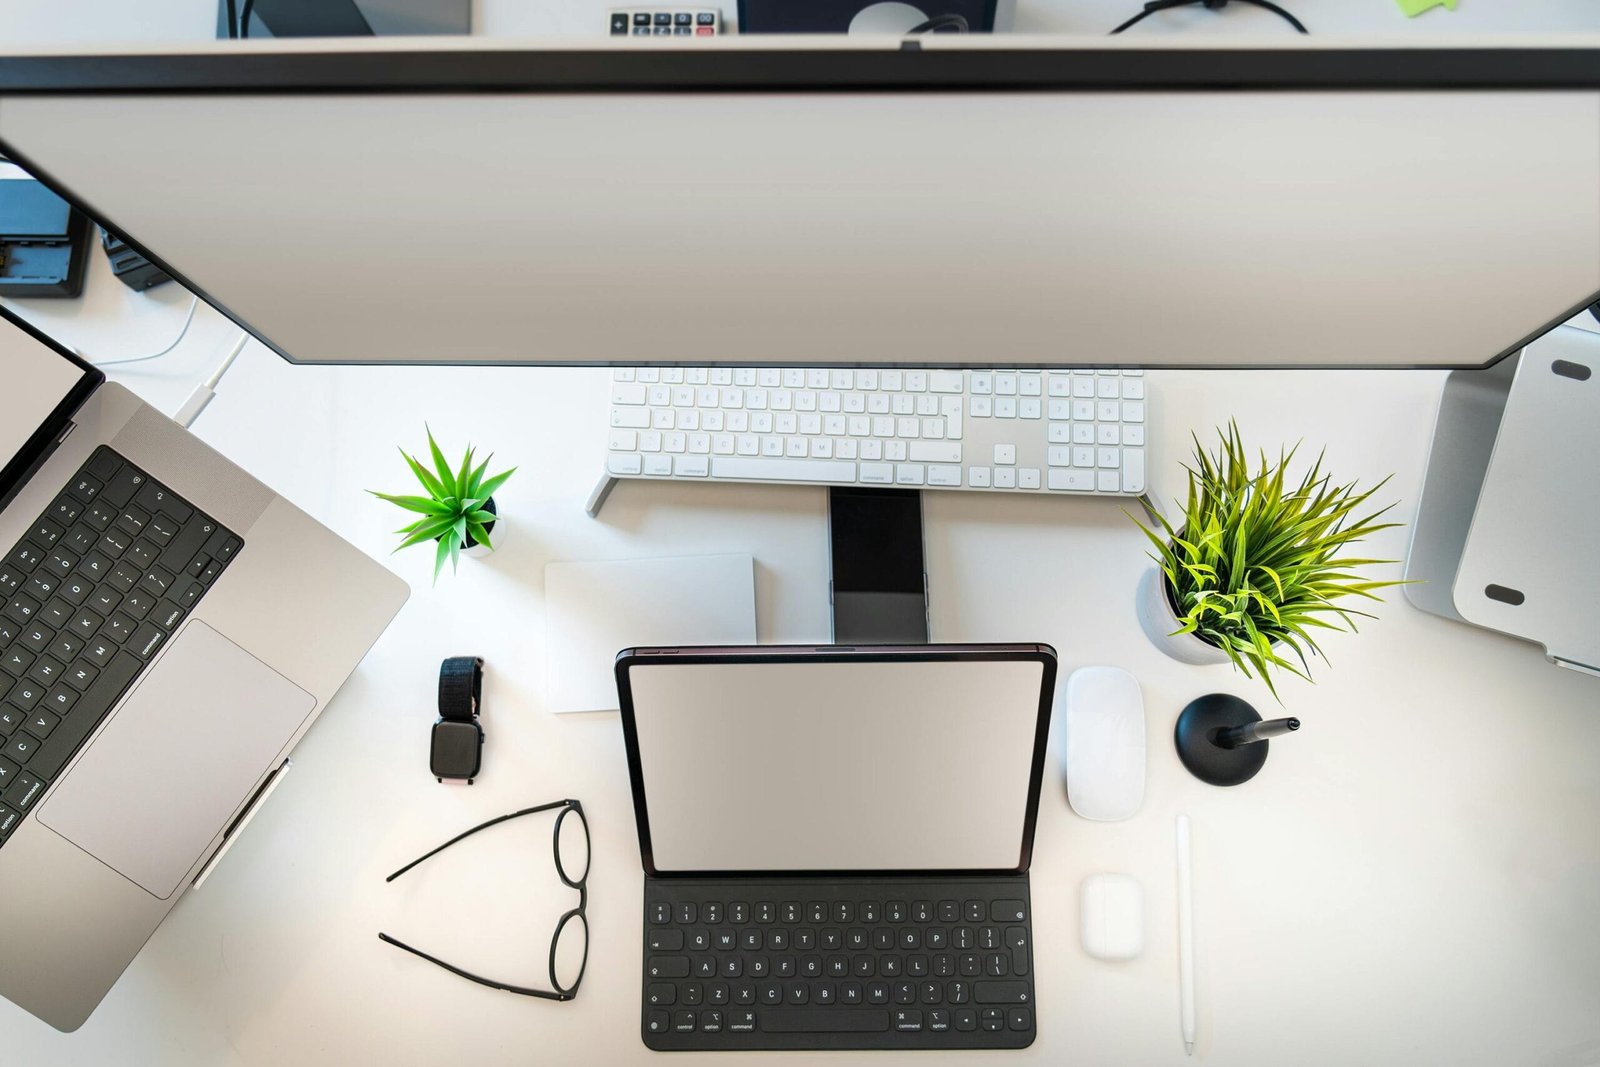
431, 656, 484, 783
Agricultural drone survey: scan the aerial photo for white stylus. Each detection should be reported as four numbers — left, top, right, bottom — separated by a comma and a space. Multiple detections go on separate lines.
1177, 813, 1196, 1055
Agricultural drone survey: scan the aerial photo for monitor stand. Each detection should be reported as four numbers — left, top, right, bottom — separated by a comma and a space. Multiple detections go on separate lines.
585, 477, 931, 645
1404, 324, 1600, 676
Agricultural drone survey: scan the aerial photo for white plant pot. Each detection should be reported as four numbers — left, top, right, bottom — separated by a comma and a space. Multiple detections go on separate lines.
1136, 565, 1231, 666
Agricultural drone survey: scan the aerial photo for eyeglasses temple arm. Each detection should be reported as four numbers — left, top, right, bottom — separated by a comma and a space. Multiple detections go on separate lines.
377, 933, 570, 1001
385, 799, 579, 883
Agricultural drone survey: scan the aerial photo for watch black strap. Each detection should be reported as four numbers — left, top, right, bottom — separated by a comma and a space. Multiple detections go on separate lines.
438, 656, 483, 722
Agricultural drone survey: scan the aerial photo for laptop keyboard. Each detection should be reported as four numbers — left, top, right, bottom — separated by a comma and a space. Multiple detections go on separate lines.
643, 878, 1035, 1051
0, 446, 240, 847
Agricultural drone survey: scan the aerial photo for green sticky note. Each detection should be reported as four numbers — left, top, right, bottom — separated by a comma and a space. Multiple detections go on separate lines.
1395, 0, 1458, 16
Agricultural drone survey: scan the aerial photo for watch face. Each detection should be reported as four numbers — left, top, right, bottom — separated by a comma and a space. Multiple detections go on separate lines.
431, 720, 483, 779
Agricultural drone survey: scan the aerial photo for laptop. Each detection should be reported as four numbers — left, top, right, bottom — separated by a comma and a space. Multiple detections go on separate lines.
616, 643, 1055, 1051
0, 307, 408, 1031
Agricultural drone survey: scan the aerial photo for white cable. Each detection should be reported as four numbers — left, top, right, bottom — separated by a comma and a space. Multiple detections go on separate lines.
86, 294, 200, 367
176, 332, 249, 429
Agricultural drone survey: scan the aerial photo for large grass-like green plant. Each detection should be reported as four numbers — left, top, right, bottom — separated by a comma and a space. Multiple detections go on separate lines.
1131, 422, 1407, 699
370, 428, 516, 583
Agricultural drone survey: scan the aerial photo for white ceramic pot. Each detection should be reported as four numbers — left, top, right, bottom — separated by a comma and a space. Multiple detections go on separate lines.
1136, 565, 1231, 666
458, 497, 501, 559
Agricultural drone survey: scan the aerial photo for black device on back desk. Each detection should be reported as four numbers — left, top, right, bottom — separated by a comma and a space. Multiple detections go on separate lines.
617, 644, 1055, 1051
0, 176, 89, 298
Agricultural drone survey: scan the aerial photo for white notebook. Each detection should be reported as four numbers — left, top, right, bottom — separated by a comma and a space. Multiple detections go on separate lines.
544, 553, 758, 713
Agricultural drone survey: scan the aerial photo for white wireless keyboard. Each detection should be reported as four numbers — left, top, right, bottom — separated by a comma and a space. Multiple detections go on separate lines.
604, 368, 1149, 496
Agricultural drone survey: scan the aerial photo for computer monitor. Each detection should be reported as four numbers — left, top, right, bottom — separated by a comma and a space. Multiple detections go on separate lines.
1, 37, 1597, 369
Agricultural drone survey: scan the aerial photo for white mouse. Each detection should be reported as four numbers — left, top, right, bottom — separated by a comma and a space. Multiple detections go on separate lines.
1081, 873, 1144, 961
1062, 666, 1146, 821
848, 1, 928, 34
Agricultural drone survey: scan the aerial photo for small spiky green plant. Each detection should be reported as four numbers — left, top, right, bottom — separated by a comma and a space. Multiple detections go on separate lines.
370, 428, 516, 583
1131, 422, 1408, 700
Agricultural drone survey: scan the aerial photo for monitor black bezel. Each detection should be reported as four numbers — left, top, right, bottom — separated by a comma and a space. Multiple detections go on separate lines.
0, 303, 103, 511
615, 642, 1058, 879
2, 45, 1598, 372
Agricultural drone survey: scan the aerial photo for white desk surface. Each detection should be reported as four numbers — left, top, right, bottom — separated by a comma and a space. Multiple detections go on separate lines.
2, 4, 1600, 1065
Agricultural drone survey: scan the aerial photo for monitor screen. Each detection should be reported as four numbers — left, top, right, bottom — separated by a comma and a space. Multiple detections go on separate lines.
0, 313, 93, 476
620, 648, 1052, 874
1, 41, 1597, 369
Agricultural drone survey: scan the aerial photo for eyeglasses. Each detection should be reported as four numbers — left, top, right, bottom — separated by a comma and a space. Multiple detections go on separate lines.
378, 798, 589, 1001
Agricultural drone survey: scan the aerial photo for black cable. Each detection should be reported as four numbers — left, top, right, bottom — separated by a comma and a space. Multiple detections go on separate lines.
239, 0, 256, 38
907, 13, 970, 33
1112, 0, 1307, 35
225, 0, 238, 37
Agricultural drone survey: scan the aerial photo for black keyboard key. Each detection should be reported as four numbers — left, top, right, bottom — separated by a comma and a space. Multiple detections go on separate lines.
27, 520, 63, 551
49, 633, 81, 663
82, 500, 116, 532
939, 900, 960, 923
0, 801, 18, 838
104, 613, 136, 644
115, 506, 149, 538
108, 563, 140, 594
69, 610, 103, 641
973, 980, 1029, 1004
1007, 927, 1029, 975
62, 525, 98, 556
762, 1010, 890, 1033
3, 595, 39, 627
75, 552, 109, 582
2, 646, 33, 677
673, 1010, 695, 1033
20, 626, 51, 655
47, 496, 83, 526
100, 465, 147, 508
0, 571, 20, 601
135, 481, 191, 523
39, 598, 72, 630
157, 516, 215, 578
893, 1008, 922, 1031
26, 708, 60, 740
953, 1007, 978, 1031
6, 544, 43, 573
0, 705, 22, 732
26, 655, 63, 688
0, 756, 18, 789
139, 567, 175, 599
0, 619, 16, 648
90, 589, 122, 618
5, 731, 42, 764
24, 575, 57, 602
174, 580, 204, 609
67, 474, 104, 504
129, 622, 167, 660
98, 528, 133, 558
649, 901, 671, 924
29, 650, 140, 780
964, 900, 986, 923
82, 638, 116, 669
648, 929, 683, 951
991, 900, 1026, 922
57, 575, 90, 606
1007, 1007, 1031, 1031
648, 957, 690, 979
981, 1007, 1005, 1032
121, 589, 155, 620
84, 447, 122, 481
645, 984, 677, 1007
64, 661, 98, 691
145, 514, 178, 547
7, 771, 44, 811
646, 1009, 670, 1035
683, 982, 704, 1006
929, 1008, 950, 1031
42, 683, 77, 716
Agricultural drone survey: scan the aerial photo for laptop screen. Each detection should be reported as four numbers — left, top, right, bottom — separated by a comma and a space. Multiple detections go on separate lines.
620, 648, 1053, 876
2, 323, 92, 475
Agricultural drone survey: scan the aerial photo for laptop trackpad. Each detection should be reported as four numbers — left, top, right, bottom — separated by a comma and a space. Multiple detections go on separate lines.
37, 622, 316, 900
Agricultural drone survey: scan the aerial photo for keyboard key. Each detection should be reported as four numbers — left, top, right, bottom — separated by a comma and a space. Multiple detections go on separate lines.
982, 1007, 1005, 1032
992, 900, 1026, 922
646, 1009, 670, 1035
648, 928, 683, 951
763, 1010, 890, 1033
645, 983, 677, 1007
